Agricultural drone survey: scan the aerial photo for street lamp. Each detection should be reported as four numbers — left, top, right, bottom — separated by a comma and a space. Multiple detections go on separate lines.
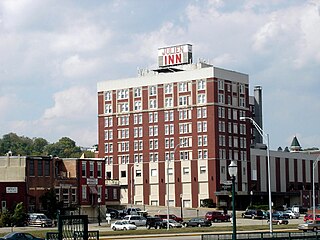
250, 190, 253, 207
228, 160, 238, 240
131, 165, 134, 208
97, 197, 101, 226
180, 193, 183, 220
240, 116, 273, 234
313, 155, 320, 221
167, 143, 182, 230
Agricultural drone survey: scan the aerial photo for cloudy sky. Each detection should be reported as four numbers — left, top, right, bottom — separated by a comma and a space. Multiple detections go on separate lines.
0, 0, 319, 150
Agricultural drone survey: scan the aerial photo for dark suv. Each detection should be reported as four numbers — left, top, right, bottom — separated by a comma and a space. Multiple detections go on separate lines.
146, 217, 164, 229
205, 211, 231, 222
241, 209, 264, 219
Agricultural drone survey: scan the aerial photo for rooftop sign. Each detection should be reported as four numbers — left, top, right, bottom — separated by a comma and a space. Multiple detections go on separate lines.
158, 44, 192, 67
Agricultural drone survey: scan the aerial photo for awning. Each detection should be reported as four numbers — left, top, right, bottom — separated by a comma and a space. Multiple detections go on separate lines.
89, 186, 98, 194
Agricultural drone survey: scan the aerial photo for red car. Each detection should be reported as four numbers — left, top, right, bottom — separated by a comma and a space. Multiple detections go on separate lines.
304, 214, 320, 222
205, 211, 231, 222
154, 214, 183, 223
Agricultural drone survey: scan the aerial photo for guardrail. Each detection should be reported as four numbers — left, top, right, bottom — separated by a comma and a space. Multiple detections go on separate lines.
202, 232, 319, 240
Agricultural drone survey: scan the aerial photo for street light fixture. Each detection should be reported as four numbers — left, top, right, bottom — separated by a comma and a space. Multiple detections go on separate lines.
180, 193, 183, 220
167, 142, 182, 230
97, 197, 101, 226
228, 160, 238, 240
131, 165, 134, 208
313, 155, 320, 221
240, 116, 273, 234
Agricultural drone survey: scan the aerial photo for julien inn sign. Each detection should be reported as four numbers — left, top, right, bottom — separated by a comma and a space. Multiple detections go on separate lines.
158, 44, 192, 67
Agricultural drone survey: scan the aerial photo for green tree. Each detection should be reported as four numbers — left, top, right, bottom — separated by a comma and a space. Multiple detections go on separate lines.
0, 133, 33, 155
0, 209, 12, 227
12, 202, 26, 226
32, 137, 49, 155
44, 137, 82, 158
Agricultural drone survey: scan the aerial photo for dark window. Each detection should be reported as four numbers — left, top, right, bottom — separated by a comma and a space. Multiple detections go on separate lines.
106, 171, 111, 179
29, 160, 35, 176
82, 162, 86, 177
44, 161, 50, 176
121, 171, 126, 178
38, 161, 43, 176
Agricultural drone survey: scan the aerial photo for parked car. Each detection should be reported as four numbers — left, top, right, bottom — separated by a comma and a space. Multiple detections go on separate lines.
27, 213, 53, 227
272, 211, 289, 219
123, 215, 147, 226
241, 210, 264, 219
0, 232, 44, 240
146, 217, 163, 229
304, 214, 320, 222
205, 211, 231, 222
284, 210, 300, 219
106, 208, 120, 219
162, 219, 183, 228
292, 205, 308, 214
111, 220, 137, 231
154, 214, 183, 223
298, 220, 320, 232
183, 217, 212, 227
267, 216, 289, 225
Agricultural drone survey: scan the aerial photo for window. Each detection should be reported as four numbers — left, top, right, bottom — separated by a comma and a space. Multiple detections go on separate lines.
89, 162, 94, 177
149, 85, 157, 96
239, 97, 245, 107
149, 99, 157, 109
97, 186, 102, 199
165, 83, 173, 94
179, 96, 189, 106
167, 168, 173, 175
38, 161, 43, 176
180, 151, 190, 160
239, 84, 245, 94
197, 94, 206, 104
134, 87, 141, 97
218, 94, 224, 104
118, 102, 129, 113
82, 186, 87, 200
134, 101, 141, 111
218, 79, 224, 90
121, 171, 126, 178
29, 160, 34, 176
165, 97, 173, 108
44, 161, 50, 176
183, 167, 190, 175
198, 79, 206, 90
105, 116, 113, 127
178, 82, 188, 92
136, 169, 142, 177
106, 171, 111, 179
113, 189, 117, 199
117, 89, 129, 99
105, 104, 112, 114
82, 162, 86, 177
97, 163, 102, 178
200, 166, 206, 174
151, 169, 157, 177
105, 91, 112, 101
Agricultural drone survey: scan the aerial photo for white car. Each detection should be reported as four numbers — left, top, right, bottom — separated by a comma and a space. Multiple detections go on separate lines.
162, 219, 183, 228
111, 220, 137, 231
284, 210, 300, 219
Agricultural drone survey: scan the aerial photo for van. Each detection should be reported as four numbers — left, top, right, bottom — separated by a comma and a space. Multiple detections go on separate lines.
27, 213, 53, 227
123, 215, 147, 226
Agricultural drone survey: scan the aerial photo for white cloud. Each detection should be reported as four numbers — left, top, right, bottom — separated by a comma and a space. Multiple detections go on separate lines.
61, 55, 101, 78
42, 86, 96, 120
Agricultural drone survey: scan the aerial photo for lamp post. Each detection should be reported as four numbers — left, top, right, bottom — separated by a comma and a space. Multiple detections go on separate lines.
313, 155, 320, 221
228, 160, 238, 240
240, 116, 273, 234
97, 197, 101, 226
250, 191, 253, 207
167, 143, 182, 230
131, 165, 134, 208
180, 193, 183, 220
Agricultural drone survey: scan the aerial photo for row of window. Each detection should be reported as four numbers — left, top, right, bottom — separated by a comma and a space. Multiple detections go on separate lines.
110, 164, 208, 179
29, 160, 50, 177
81, 161, 103, 178
105, 94, 208, 114
219, 149, 247, 161
218, 121, 246, 134
218, 135, 247, 149
218, 94, 246, 107
104, 80, 207, 102
105, 80, 246, 102
105, 107, 245, 129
